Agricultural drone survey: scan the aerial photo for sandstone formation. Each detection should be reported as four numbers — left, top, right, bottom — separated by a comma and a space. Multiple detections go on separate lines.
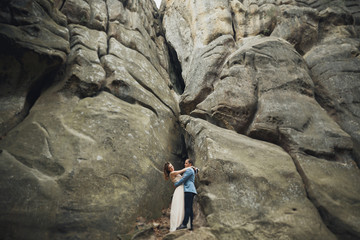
163, 0, 360, 239
0, 0, 69, 137
0, 0, 360, 240
181, 115, 336, 240
1, 0, 183, 239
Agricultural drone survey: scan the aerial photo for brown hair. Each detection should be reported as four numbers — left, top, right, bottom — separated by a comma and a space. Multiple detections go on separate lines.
163, 162, 171, 180
186, 159, 193, 165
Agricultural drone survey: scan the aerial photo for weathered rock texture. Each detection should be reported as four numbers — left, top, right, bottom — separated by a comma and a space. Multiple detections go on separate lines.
181, 115, 337, 240
1, 0, 360, 239
0, 0, 69, 137
1, 0, 183, 239
163, 0, 360, 239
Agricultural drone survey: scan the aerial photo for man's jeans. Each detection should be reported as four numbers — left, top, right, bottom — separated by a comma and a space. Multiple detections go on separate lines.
182, 192, 196, 227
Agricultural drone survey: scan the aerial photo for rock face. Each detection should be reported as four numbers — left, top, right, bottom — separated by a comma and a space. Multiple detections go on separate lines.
181, 115, 336, 240
163, 0, 360, 239
0, 0, 360, 239
0, 0, 69, 137
0, 0, 183, 239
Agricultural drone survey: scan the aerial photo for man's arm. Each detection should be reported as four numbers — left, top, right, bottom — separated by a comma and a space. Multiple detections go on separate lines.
174, 168, 193, 187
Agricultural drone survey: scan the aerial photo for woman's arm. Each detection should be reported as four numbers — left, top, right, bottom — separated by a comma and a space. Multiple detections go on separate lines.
174, 168, 192, 187
170, 167, 191, 177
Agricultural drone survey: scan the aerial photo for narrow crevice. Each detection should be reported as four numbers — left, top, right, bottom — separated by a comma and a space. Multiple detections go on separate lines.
288, 152, 313, 200
123, 0, 129, 9
244, 84, 259, 136
289, 152, 334, 236
248, 122, 343, 238
352, 139, 360, 168
0, 64, 63, 139
231, 12, 237, 41
104, 0, 110, 36
295, 0, 313, 7
59, 0, 67, 11
103, 87, 159, 117
167, 43, 185, 95
301, 148, 336, 161
179, 133, 189, 160
290, 151, 358, 239
25, 63, 61, 108
280, 127, 357, 239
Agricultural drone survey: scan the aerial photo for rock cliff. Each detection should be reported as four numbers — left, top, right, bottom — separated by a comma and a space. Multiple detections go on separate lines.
0, 0, 359, 239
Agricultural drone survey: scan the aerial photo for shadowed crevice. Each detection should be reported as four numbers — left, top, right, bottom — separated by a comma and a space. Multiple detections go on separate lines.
0, 42, 64, 137
59, 0, 67, 11
103, 87, 159, 117
167, 43, 185, 95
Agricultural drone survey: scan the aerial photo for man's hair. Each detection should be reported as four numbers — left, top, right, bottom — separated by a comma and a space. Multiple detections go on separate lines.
186, 159, 193, 165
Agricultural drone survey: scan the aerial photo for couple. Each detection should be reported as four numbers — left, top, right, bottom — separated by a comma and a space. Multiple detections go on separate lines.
163, 159, 198, 231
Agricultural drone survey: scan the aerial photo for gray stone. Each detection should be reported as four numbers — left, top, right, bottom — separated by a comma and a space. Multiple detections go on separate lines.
163, 227, 217, 240
304, 33, 360, 167
0, 90, 182, 239
0, 0, 182, 239
1, 0, 360, 239
61, 0, 108, 31
293, 153, 360, 239
180, 115, 336, 240
62, 24, 107, 97
0, 0, 69, 136
163, 1, 360, 237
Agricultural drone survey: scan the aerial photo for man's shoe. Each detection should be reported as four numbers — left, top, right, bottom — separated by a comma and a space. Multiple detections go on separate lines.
176, 224, 187, 230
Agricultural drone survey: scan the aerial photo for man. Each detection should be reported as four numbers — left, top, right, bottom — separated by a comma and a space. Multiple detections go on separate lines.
174, 159, 197, 230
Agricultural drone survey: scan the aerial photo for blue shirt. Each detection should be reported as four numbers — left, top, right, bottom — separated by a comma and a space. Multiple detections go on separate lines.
174, 168, 197, 194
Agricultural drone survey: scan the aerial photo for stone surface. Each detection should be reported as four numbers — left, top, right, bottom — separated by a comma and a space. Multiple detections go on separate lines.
0, 89, 182, 239
180, 115, 336, 240
293, 153, 360, 239
163, 227, 217, 240
304, 26, 360, 167
0, 0, 183, 239
1, 0, 360, 239
162, 0, 360, 239
0, 0, 69, 137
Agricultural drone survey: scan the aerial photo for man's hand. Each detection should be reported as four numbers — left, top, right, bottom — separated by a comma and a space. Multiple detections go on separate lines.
192, 166, 200, 174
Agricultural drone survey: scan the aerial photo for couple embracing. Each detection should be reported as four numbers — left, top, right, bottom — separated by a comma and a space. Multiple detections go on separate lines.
163, 159, 198, 231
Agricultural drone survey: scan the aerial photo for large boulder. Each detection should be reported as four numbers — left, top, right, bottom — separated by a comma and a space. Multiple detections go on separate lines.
1, 0, 360, 239
162, 0, 360, 239
0, 0, 183, 239
180, 115, 336, 240
0, 90, 181, 239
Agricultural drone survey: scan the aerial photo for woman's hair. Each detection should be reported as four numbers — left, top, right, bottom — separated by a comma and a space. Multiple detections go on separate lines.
163, 162, 171, 180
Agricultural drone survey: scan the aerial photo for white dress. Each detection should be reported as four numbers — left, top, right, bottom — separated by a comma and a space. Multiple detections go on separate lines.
169, 174, 186, 231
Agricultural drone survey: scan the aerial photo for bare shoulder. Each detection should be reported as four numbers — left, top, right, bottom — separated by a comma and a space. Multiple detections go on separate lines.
169, 172, 177, 179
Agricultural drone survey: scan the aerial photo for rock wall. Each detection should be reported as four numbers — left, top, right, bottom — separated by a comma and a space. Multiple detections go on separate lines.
0, 0, 183, 239
0, 0, 360, 239
163, 0, 360, 239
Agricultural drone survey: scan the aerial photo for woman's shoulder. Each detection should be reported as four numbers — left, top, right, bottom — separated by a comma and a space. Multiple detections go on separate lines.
169, 171, 177, 178
170, 173, 179, 182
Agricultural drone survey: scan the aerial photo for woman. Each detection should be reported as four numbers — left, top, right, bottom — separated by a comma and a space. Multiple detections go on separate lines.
163, 162, 192, 231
